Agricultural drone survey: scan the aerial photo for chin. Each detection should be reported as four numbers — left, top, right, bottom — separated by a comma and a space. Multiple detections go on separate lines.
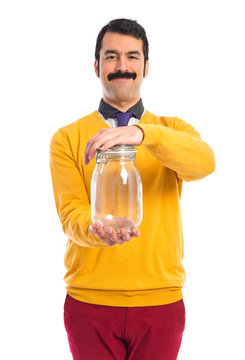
112, 90, 136, 102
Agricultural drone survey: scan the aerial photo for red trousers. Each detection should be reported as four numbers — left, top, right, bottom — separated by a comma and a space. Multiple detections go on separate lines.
64, 294, 185, 360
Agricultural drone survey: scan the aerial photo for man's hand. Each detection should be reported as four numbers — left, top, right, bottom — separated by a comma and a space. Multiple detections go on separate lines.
83, 126, 144, 165
88, 222, 140, 246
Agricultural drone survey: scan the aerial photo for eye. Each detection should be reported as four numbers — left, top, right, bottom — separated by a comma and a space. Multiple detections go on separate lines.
128, 55, 139, 60
105, 55, 116, 60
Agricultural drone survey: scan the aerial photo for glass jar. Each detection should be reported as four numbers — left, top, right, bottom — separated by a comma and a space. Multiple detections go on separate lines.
91, 145, 143, 233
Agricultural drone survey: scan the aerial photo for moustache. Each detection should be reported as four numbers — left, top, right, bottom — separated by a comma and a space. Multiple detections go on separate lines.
107, 72, 137, 81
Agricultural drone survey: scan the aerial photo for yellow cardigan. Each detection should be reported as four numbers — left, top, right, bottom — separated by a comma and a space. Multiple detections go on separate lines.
49, 110, 215, 306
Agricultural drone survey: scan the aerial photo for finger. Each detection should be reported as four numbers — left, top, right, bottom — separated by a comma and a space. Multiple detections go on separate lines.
84, 137, 95, 165
94, 222, 107, 237
120, 228, 131, 242
102, 238, 115, 246
88, 142, 105, 162
105, 227, 124, 245
94, 223, 115, 246
88, 224, 95, 234
129, 227, 140, 238
84, 139, 106, 165
87, 132, 119, 161
83, 130, 107, 165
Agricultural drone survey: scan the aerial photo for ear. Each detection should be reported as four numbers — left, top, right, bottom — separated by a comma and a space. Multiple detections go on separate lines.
143, 60, 149, 78
94, 60, 99, 78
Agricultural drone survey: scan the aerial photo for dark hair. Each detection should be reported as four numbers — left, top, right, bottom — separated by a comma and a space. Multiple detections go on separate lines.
95, 18, 149, 74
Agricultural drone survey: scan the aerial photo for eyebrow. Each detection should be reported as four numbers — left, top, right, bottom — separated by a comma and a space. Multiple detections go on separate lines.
104, 50, 141, 57
128, 51, 141, 56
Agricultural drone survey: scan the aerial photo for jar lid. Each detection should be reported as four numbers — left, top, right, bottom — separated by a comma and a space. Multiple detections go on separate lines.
96, 144, 136, 161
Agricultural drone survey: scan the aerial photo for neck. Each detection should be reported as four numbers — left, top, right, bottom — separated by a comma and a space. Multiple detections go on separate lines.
103, 96, 141, 112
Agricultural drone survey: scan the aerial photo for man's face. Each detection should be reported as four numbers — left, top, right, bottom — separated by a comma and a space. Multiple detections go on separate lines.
94, 32, 149, 106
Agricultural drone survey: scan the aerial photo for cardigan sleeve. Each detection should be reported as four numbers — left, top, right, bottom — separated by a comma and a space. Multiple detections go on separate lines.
49, 128, 109, 248
136, 116, 215, 182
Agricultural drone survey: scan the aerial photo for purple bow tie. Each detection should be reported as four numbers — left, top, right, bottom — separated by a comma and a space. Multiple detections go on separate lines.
111, 111, 133, 127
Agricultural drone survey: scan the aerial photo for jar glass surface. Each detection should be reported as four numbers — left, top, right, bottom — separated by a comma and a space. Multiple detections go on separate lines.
91, 145, 142, 232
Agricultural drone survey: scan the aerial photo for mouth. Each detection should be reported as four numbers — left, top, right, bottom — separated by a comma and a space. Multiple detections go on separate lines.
112, 78, 132, 82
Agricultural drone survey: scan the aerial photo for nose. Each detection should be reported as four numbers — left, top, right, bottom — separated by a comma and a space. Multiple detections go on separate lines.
115, 56, 128, 72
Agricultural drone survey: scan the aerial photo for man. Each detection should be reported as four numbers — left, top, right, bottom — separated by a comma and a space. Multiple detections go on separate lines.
50, 18, 215, 360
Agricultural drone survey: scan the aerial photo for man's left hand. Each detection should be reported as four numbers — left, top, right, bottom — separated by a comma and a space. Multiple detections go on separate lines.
83, 126, 144, 165
88, 222, 140, 246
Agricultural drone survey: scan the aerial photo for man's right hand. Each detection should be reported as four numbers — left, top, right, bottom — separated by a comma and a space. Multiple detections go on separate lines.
88, 222, 140, 246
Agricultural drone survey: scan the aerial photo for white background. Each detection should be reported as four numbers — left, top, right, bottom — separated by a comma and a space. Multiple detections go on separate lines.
1, 0, 244, 359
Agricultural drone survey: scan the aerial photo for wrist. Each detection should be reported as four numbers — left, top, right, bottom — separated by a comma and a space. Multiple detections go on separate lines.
133, 125, 144, 145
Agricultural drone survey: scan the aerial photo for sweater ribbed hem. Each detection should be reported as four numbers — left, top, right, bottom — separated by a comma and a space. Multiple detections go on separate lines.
66, 288, 183, 307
